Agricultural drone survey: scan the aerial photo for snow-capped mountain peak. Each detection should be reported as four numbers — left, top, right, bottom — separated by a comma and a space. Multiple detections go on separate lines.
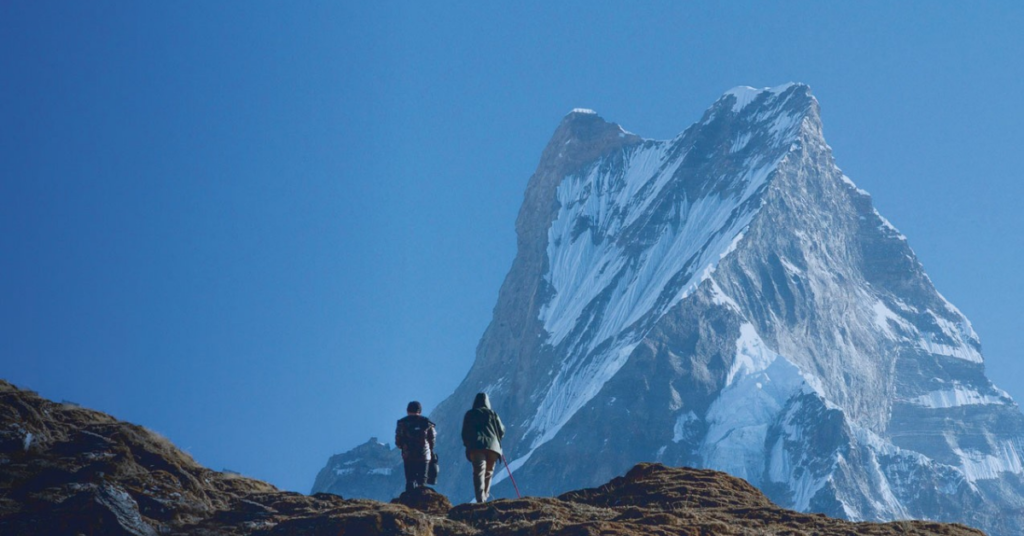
721, 82, 806, 113
317, 84, 1024, 536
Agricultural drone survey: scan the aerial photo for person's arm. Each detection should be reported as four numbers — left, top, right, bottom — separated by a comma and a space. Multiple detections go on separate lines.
395, 421, 404, 450
462, 413, 474, 460
495, 413, 505, 442
427, 423, 437, 453
461, 413, 472, 448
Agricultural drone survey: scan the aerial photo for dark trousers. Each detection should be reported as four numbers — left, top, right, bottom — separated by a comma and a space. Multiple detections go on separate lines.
403, 457, 428, 492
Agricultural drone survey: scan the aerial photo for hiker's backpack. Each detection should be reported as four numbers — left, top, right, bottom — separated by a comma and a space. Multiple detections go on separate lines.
399, 416, 433, 457
402, 418, 429, 444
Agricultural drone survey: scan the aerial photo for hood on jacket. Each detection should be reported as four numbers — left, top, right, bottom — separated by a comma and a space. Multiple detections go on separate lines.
473, 393, 490, 410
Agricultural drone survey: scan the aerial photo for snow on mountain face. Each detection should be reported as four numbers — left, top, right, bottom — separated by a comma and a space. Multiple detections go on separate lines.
311, 438, 402, 499
317, 84, 1024, 536
527, 84, 812, 462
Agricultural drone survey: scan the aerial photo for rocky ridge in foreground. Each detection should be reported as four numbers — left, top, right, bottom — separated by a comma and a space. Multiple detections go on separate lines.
0, 380, 984, 535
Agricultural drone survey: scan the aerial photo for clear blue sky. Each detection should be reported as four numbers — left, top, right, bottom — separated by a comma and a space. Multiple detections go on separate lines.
2, 2, 1022, 493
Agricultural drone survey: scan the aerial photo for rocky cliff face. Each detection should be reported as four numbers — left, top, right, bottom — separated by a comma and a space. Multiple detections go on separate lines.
0, 380, 984, 535
317, 84, 1024, 535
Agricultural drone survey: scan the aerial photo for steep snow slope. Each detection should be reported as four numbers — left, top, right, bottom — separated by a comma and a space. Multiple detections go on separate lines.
522, 84, 809, 469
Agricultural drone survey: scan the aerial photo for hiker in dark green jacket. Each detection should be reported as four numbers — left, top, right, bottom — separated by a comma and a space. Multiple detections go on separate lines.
461, 392, 505, 503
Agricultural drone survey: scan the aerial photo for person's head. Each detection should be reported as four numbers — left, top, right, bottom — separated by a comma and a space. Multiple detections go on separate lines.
472, 393, 490, 410
407, 401, 422, 415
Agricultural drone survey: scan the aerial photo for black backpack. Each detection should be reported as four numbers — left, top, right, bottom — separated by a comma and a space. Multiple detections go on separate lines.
427, 453, 440, 485
400, 416, 433, 448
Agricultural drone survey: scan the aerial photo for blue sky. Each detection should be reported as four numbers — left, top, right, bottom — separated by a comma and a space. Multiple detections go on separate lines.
2, 2, 1022, 493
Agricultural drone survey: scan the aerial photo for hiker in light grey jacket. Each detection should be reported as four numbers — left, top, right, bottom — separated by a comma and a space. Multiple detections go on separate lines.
461, 392, 505, 503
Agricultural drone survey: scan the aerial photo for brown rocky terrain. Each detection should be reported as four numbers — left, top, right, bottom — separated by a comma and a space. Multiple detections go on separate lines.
0, 380, 985, 535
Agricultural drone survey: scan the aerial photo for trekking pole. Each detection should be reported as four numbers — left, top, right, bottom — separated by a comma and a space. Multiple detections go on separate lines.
501, 453, 522, 499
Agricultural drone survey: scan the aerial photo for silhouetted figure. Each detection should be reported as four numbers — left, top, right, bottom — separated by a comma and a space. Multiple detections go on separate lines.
395, 401, 436, 493
461, 393, 505, 502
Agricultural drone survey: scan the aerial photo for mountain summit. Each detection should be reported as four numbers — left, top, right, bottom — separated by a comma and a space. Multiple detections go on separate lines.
316, 84, 1024, 536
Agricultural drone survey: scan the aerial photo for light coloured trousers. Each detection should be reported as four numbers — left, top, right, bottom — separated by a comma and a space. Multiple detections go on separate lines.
469, 449, 500, 503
